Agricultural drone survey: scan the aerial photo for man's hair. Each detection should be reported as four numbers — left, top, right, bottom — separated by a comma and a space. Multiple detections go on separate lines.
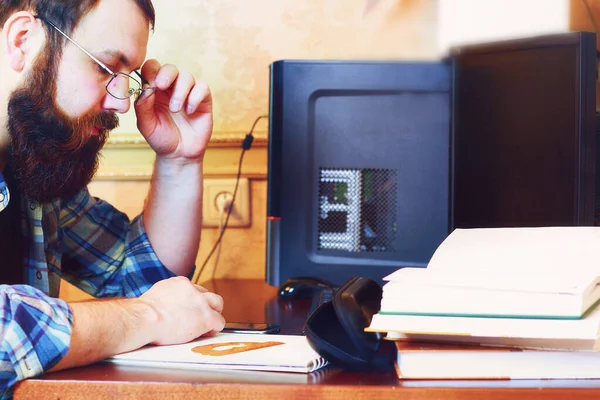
0, 0, 154, 75
0, 0, 155, 36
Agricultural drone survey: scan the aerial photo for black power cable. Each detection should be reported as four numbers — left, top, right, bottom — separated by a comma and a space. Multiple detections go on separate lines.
195, 114, 268, 282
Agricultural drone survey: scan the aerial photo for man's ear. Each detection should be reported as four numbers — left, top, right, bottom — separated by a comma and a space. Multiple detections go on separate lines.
2, 11, 45, 72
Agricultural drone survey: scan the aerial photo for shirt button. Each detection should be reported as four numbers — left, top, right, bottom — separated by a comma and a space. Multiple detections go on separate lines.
36, 271, 42, 280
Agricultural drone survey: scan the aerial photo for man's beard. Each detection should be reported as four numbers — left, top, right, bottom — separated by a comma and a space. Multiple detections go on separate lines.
6, 50, 119, 204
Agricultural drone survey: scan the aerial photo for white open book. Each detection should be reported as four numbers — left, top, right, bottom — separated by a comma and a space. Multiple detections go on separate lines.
105, 333, 328, 373
366, 227, 600, 351
380, 227, 600, 319
426, 227, 600, 274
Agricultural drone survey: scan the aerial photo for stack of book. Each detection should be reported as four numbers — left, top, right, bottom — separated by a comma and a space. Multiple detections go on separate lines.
366, 227, 600, 380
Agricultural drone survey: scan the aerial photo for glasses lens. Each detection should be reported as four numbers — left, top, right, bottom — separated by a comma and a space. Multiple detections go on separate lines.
106, 72, 141, 100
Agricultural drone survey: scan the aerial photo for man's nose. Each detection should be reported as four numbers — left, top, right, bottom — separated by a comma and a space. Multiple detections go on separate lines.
101, 92, 131, 114
102, 75, 132, 113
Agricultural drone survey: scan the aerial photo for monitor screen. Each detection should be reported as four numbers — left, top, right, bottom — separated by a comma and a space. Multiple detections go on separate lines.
451, 32, 596, 228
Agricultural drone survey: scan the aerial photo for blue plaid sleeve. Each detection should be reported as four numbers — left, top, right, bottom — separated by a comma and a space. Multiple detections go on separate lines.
0, 285, 72, 396
59, 189, 180, 298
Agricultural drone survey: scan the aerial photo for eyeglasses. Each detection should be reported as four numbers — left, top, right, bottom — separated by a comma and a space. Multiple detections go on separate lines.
34, 16, 155, 101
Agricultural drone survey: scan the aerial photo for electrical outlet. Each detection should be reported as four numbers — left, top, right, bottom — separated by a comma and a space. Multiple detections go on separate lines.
202, 178, 250, 228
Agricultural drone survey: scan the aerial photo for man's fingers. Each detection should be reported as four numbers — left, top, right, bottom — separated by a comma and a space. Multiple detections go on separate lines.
185, 82, 212, 115
202, 292, 224, 313
140, 59, 162, 87
167, 71, 195, 113
194, 285, 208, 293
153, 63, 179, 91
138, 60, 211, 117
134, 60, 162, 132
213, 312, 226, 332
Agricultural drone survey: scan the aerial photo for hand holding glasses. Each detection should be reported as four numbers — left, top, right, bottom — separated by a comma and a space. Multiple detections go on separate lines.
35, 14, 213, 161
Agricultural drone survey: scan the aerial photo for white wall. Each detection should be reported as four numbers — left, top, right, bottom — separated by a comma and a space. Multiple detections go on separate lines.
438, 0, 570, 56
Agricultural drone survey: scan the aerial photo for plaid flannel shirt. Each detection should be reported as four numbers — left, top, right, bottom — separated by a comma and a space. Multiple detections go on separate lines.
0, 171, 179, 397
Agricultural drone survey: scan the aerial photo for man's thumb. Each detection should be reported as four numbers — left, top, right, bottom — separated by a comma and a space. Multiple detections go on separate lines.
135, 91, 157, 137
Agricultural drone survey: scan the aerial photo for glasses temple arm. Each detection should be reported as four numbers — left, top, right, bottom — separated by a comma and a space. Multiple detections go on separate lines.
34, 15, 116, 77
134, 70, 151, 87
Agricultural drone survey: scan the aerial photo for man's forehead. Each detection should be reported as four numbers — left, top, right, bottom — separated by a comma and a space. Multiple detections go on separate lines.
71, 0, 150, 68
97, 49, 134, 69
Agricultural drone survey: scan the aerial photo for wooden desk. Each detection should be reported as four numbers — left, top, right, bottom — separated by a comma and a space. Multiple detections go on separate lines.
14, 280, 600, 399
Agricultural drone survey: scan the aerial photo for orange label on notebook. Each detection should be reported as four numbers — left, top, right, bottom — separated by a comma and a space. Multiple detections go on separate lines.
192, 341, 284, 356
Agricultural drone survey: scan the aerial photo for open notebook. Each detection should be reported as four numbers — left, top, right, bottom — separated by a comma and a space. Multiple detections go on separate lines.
105, 333, 328, 373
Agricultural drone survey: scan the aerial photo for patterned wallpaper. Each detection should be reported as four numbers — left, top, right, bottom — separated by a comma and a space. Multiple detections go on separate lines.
112, 0, 438, 138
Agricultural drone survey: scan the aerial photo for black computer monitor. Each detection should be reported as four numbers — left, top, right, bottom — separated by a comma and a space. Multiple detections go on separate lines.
265, 60, 453, 286
451, 32, 597, 228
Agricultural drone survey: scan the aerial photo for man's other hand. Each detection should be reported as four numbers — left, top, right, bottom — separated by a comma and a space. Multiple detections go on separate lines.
140, 276, 225, 345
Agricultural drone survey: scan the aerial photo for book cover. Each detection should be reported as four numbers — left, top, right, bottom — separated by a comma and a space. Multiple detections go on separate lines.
105, 333, 328, 373
382, 331, 599, 351
367, 306, 600, 342
393, 341, 600, 380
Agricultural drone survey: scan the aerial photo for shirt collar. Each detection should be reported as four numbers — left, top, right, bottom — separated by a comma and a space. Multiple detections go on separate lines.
0, 171, 9, 213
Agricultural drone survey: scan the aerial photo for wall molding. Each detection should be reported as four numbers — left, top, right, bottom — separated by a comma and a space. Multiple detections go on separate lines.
96, 132, 268, 181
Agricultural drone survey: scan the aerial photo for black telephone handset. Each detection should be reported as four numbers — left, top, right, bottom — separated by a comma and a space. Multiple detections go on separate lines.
304, 276, 394, 371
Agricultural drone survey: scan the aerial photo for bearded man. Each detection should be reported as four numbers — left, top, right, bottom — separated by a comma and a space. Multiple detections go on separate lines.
0, 0, 225, 394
